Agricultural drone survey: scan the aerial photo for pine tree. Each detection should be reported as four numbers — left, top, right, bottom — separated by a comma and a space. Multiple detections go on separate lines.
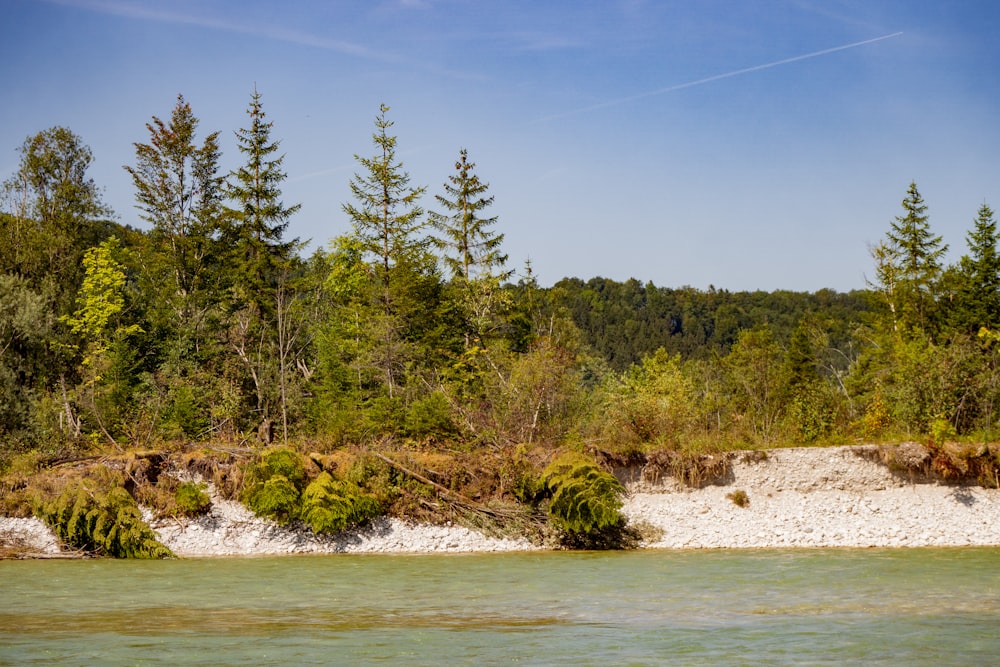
224, 86, 300, 314
342, 104, 427, 313
883, 181, 948, 334
954, 203, 1000, 331
430, 148, 508, 282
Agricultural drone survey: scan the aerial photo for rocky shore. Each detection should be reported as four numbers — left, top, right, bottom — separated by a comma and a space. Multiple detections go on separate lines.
4, 444, 1000, 556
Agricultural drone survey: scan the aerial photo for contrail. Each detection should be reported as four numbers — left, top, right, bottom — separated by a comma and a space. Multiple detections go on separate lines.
533, 32, 903, 123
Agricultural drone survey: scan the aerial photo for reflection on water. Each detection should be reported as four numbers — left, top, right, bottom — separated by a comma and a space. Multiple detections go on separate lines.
2, 549, 1000, 665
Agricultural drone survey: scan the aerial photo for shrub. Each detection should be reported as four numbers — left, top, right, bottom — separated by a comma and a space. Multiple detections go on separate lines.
34, 478, 173, 558
726, 489, 750, 507
244, 474, 300, 525
241, 447, 309, 524
174, 481, 211, 517
300, 472, 384, 534
246, 447, 308, 489
542, 452, 625, 538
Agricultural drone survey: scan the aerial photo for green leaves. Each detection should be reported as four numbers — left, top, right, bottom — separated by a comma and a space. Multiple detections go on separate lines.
300, 471, 383, 534
542, 452, 624, 537
35, 476, 174, 558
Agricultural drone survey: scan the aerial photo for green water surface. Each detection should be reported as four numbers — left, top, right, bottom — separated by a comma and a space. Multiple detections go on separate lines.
2, 548, 999, 665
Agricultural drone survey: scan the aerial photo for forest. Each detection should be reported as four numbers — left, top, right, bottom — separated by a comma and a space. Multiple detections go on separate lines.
3, 90, 1000, 552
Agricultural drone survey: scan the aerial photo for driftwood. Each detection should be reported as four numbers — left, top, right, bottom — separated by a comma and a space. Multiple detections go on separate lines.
372, 452, 533, 523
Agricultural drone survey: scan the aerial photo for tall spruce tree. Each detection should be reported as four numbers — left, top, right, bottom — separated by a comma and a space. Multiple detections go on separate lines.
429, 148, 510, 348
883, 181, 948, 334
223, 88, 303, 438
430, 149, 508, 282
225, 86, 300, 313
339, 105, 433, 398
342, 104, 427, 314
954, 202, 1000, 332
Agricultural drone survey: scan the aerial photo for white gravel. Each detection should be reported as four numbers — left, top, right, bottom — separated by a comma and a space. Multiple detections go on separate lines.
6, 445, 1000, 556
624, 446, 1000, 549
144, 494, 536, 556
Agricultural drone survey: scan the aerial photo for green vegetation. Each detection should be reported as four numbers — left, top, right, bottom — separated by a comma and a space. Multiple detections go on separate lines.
4, 91, 1000, 554
34, 475, 173, 558
542, 452, 626, 542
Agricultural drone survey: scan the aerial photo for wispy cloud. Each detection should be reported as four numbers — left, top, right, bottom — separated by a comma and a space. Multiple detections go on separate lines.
44, 0, 440, 70
533, 31, 904, 123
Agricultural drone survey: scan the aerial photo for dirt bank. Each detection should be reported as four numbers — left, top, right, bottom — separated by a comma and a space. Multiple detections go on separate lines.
5, 444, 1000, 555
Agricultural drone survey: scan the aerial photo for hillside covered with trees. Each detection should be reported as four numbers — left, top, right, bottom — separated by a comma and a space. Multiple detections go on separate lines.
3, 91, 1000, 552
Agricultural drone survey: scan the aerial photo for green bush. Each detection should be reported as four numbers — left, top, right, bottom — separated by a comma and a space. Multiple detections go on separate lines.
244, 474, 300, 525
404, 391, 459, 440
301, 471, 384, 534
35, 479, 173, 558
240, 447, 310, 524
542, 452, 625, 537
174, 481, 211, 517
246, 447, 308, 489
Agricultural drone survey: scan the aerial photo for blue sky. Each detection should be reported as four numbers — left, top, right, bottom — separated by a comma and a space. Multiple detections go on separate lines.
2, 0, 999, 292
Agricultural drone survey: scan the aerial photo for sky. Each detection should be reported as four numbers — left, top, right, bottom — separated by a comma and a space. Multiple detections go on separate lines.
2, 0, 999, 292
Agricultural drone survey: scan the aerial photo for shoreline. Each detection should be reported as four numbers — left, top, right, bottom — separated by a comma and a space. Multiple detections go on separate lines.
4, 445, 1000, 556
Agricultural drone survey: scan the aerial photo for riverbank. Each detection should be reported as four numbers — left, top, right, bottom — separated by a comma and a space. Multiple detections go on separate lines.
4, 444, 1000, 555
623, 445, 1000, 548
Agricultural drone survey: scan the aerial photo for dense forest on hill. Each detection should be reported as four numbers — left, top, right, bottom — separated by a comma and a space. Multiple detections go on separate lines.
551, 277, 872, 369
3, 91, 1000, 552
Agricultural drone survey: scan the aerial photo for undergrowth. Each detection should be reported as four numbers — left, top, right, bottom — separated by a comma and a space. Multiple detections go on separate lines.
33, 469, 174, 558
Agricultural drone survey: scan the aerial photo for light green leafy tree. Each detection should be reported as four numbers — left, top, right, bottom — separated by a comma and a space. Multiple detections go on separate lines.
62, 237, 142, 446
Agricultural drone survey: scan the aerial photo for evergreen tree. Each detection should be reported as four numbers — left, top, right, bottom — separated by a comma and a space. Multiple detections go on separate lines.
125, 94, 224, 339
342, 104, 427, 313
223, 87, 302, 437
224, 86, 301, 313
953, 203, 1000, 332
882, 181, 948, 334
430, 148, 511, 348
430, 149, 508, 282
340, 105, 431, 398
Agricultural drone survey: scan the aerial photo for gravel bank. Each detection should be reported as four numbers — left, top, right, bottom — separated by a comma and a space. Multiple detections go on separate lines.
624, 446, 1000, 548
144, 494, 536, 556
5, 445, 1000, 556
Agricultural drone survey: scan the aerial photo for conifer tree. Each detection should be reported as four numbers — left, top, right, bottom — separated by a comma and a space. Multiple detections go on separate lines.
342, 104, 427, 313
429, 148, 511, 348
223, 87, 302, 437
430, 149, 508, 282
340, 105, 430, 397
125, 94, 224, 337
954, 203, 1000, 331
225, 86, 300, 313
882, 181, 948, 334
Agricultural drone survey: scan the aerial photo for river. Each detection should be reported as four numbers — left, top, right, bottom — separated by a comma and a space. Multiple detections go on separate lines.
2, 548, 999, 665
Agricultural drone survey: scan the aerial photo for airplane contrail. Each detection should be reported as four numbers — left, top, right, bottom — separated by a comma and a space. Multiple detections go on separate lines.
533, 32, 904, 123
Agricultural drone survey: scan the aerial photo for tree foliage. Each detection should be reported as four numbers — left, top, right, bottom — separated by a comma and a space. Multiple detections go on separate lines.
35, 475, 173, 558
542, 452, 625, 538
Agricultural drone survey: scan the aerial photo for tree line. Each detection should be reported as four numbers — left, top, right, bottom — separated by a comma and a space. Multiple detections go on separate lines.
2, 90, 1000, 466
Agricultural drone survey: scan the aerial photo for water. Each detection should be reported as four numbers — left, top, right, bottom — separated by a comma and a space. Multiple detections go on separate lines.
2, 548, 1000, 665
